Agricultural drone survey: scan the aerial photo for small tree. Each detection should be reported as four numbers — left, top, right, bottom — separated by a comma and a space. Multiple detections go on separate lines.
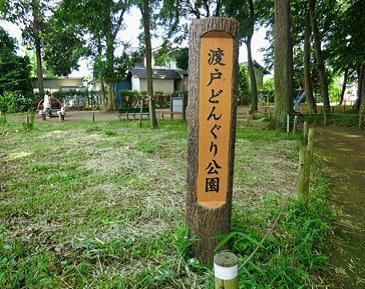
0, 27, 34, 104
138, 0, 158, 128
0, 92, 17, 122
238, 65, 250, 105
261, 77, 275, 103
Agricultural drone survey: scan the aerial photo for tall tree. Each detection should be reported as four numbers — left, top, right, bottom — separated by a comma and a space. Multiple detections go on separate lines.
0, 27, 33, 113
43, 15, 88, 76
224, 0, 259, 113
31, 0, 44, 97
308, 0, 330, 112
359, 64, 365, 128
339, 67, 349, 105
327, 0, 365, 112
0, 0, 50, 98
303, 2, 316, 113
56, 0, 130, 111
159, 0, 223, 47
161, 0, 222, 24
138, 0, 158, 128
0, 27, 33, 98
271, 0, 293, 128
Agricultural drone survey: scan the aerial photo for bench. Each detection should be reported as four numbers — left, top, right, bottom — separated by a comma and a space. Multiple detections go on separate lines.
117, 107, 150, 120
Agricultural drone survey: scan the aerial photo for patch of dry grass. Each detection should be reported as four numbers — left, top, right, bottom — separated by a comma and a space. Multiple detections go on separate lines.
0, 119, 304, 288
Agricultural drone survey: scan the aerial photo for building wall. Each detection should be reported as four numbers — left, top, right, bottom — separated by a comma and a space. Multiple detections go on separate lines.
175, 75, 188, 92
32, 78, 85, 93
139, 79, 175, 94
131, 76, 140, 91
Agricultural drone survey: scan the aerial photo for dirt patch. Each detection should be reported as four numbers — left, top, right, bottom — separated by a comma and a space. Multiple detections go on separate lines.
316, 126, 365, 288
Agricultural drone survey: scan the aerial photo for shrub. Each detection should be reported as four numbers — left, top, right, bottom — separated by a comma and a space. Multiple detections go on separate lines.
0, 91, 17, 114
120, 90, 173, 108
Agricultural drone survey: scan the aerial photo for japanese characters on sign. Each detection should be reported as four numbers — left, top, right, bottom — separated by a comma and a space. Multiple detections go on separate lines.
197, 32, 234, 208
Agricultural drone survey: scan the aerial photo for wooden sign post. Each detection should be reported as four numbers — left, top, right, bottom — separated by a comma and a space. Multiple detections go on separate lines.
186, 17, 239, 264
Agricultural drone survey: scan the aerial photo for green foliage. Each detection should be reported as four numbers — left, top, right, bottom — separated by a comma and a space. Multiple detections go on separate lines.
328, 84, 341, 103
0, 238, 58, 288
0, 27, 34, 105
22, 112, 36, 132
260, 77, 275, 103
55, 0, 134, 83
328, 75, 341, 103
302, 113, 360, 127
224, 0, 254, 41
153, 45, 189, 71
43, 16, 89, 76
0, 91, 17, 114
327, 0, 365, 73
218, 171, 332, 288
120, 90, 171, 108
154, 46, 170, 67
135, 139, 160, 153
238, 65, 250, 105
0, 112, 331, 288
174, 48, 188, 70
0, 0, 5, 12
0, 112, 5, 124
120, 90, 143, 107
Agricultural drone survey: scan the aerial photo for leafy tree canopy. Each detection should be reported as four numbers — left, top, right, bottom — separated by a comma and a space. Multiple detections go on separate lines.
0, 27, 34, 111
43, 16, 89, 76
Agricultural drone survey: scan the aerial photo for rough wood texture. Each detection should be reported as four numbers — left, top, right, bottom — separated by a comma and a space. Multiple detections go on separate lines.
298, 147, 310, 202
303, 5, 317, 113
186, 17, 239, 264
292, 115, 298, 135
308, 128, 315, 160
273, 0, 293, 128
303, 121, 308, 140
359, 63, 365, 129
309, 0, 330, 112
141, 0, 158, 128
323, 111, 328, 126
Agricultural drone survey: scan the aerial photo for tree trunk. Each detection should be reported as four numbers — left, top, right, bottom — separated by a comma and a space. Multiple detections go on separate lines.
309, 0, 330, 112
339, 67, 349, 105
96, 39, 106, 108
355, 65, 364, 113
103, 82, 116, 112
187, 17, 239, 264
247, 36, 258, 113
141, 0, 158, 128
270, 0, 293, 129
359, 63, 365, 128
32, 0, 44, 98
303, 6, 317, 113
103, 18, 116, 112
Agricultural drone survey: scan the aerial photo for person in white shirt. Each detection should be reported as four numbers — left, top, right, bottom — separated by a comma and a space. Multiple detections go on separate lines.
43, 92, 51, 116
57, 102, 66, 120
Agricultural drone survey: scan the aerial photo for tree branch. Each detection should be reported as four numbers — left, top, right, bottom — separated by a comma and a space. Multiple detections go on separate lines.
214, 0, 222, 17
202, 0, 210, 17
186, 0, 201, 19
112, 1, 128, 41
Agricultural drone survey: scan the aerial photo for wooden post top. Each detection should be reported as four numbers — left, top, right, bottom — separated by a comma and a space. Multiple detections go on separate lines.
214, 252, 238, 267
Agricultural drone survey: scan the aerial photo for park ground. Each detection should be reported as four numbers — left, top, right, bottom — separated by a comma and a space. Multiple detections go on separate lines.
316, 126, 365, 288
0, 109, 362, 288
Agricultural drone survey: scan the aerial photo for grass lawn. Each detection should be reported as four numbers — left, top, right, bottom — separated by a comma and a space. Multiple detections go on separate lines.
0, 117, 331, 288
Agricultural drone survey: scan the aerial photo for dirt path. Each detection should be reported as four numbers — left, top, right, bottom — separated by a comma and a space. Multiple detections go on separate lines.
316, 126, 365, 288
8, 106, 267, 125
